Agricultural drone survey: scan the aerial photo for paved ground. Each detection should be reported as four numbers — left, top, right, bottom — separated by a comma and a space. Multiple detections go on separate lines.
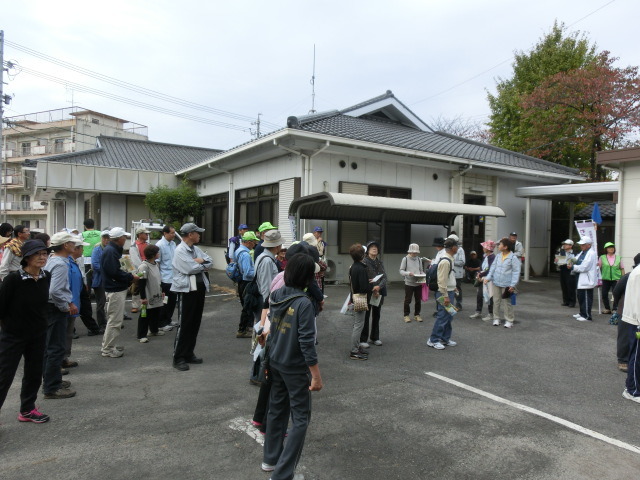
1, 271, 639, 480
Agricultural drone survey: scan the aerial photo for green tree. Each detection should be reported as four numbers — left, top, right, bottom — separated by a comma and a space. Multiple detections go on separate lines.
487, 22, 597, 153
144, 181, 203, 224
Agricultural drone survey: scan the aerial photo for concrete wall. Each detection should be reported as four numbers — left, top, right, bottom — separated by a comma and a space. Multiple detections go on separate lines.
619, 162, 640, 268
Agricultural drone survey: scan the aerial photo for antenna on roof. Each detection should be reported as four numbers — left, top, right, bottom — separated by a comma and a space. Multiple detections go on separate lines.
309, 45, 316, 114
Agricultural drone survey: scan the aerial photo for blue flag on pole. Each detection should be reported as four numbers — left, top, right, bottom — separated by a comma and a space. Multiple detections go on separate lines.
592, 202, 603, 224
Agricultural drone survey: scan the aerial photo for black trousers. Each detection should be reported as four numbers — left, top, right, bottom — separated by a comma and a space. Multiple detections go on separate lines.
253, 379, 273, 433
93, 286, 107, 328
361, 299, 384, 343
476, 286, 493, 314
618, 320, 634, 364
79, 286, 100, 333
160, 282, 177, 327
237, 280, 254, 332
455, 278, 463, 308
403, 285, 422, 316
559, 266, 577, 306
0, 329, 46, 413
173, 283, 206, 363
263, 367, 311, 480
601, 280, 617, 311
137, 306, 161, 338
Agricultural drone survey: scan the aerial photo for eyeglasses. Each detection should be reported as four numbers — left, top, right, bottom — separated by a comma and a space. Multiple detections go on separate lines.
34, 251, 49, 257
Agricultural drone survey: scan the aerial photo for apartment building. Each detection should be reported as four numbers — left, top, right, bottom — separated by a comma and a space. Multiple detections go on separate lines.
1, 106, 147, 232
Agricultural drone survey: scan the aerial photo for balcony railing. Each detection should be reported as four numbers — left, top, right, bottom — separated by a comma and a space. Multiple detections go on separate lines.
2, 142, 77, 159
0, 201, 46, 211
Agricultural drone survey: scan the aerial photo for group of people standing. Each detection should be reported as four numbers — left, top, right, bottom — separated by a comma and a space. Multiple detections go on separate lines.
0, 219, 214, 425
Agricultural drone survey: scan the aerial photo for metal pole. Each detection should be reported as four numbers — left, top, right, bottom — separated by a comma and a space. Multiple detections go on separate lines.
0, 30, 5, 223
524, 197, 531, 281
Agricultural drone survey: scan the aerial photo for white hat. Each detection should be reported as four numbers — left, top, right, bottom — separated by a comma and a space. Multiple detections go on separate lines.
50, 232, 76, 247
262, 230, 284, 248
302, 233, 318, 246
407, 243, 420, 253
109, 227, 131, 239
562, 239, 574, 246
447, 234, 459, 242
101, 229, 111, 237
577, 236, 592, 245
135, 227, 150, 235
72, 235, 89, 247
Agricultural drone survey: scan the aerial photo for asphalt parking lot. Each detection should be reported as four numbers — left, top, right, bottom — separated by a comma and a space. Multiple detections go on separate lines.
1, 270, 639, 480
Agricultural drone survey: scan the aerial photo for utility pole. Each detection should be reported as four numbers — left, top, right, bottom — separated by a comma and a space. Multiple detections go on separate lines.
252, 113, 261, 139
309, 44, 316, 114
1, 30, 5, 222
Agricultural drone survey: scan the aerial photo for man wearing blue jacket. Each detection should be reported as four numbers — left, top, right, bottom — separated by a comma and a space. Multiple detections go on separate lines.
100, 227, 135, 358
236, 231, 258, 338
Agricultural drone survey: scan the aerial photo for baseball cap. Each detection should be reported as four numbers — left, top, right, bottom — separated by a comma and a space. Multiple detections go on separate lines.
258, 222, 277, 232
447, 234, 459, 242
510, 232, 518, 236
180, 223, 205, 234
50, 232, 77, 246
314, 226, 323, 232
101, 229, 111, 237
108, 227, 131, 239
73, 235, 90, 247
242, 231, 259, 242
238, 224, 249, 230
577, 236, 592, 245
21, 239, 50, 258
262, 230, 283, 248
603, 242, 615, 248
562, 239, 574, 246
135, 227, 150, 235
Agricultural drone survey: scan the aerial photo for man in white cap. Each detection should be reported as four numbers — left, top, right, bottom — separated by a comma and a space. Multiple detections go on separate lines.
568, 236, 598, 321
171, 223, 212, 371
100, 227, 135, 358
447, 232, 465, 310
43, 232, 78, 399
129, 227, 150, 314
255, 230, 283, 321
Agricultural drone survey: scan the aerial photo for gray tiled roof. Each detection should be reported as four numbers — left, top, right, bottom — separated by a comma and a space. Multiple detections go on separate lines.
291, 113, 580, 176
575, 202, 616, 219
30, 136, 221, 173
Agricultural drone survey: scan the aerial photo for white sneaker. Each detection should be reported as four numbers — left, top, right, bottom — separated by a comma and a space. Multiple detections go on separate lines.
622, 389, 640, 404
492, 319, 500, 326
504, 321, 513, 328
469, 312, 482, 319
482, 314, 493, 322
373, 340, 383, 346
161, 325, 174, 332
575, 315, 588, 322
444, 340, 457, 346
415, 315, 423, 322
170, 322, 179, 327
427, 340, 445, 350
404, 316, 411, 323
148, 330, 166, 336
139, 337, 149, 343
359, 342, 370, 349
261, 462, 275, 472
572, 313, 582, 318
101, 348, 124, 358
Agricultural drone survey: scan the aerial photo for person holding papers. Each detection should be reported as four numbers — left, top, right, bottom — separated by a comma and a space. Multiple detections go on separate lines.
361, 241, 387, 348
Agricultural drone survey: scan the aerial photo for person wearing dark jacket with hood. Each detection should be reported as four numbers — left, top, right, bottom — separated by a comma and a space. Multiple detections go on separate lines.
349, 243, 372, 361
261, 253, 323, 480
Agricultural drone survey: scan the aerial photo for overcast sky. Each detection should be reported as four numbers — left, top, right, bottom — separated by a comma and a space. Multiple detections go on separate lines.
2, 0, 638, 151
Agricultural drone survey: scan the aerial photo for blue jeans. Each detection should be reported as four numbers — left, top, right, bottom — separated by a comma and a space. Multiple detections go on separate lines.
43, 305, 69, 394
429, 291, 455, 344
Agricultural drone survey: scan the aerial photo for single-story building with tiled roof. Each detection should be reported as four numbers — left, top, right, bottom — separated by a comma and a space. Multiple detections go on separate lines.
180, 91, 584, 280
32, 135, 221, 233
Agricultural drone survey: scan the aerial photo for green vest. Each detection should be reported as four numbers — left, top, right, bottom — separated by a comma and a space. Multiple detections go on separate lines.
600, 255, 621, 281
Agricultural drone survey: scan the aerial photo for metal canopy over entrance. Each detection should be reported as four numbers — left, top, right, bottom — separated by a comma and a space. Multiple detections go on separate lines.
289, 192, 506, 254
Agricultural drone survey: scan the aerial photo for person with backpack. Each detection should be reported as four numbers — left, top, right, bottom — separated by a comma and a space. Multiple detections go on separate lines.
400, 243, 424, 324
235, 232, 259, 338
427, 238, 457, 350
484, 237, 521, 328
227, 224, 248, 264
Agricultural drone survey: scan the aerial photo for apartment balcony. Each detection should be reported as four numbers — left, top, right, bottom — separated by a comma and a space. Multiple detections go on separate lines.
0, 201, 47, 213
1, 175, 26, 189
2, 142, 76, 161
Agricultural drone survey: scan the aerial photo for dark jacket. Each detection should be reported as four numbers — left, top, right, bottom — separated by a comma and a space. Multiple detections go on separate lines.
0, 269, 51, 334
268, 286, 318, 373
349, 261, 371, 299
101, 241, 134, 292
364, 256, 387, 296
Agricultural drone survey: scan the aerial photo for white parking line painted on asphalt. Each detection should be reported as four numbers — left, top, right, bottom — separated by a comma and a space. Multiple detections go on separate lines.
205, 293, 234, 298
425, 371, 640, 456
229, 417, 264, 445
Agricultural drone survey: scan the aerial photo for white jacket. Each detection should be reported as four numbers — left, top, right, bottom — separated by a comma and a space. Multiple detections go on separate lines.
622, 267, 640, 326
572, 248, 598, 289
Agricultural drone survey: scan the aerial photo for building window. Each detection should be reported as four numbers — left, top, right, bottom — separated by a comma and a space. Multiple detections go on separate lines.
202, 193, 228, 246
54, 138, 65, 153
338, 182, 411, 254
21, 142, 31, 156
235, 183, 279, 232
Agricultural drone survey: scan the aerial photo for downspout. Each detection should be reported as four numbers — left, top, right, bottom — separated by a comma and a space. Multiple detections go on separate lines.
75, 191, 80, 230
524, 197, 531, 281
307, 141, 330, 197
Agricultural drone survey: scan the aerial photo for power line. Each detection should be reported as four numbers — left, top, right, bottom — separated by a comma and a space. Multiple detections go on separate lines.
4, 39, 281, 130
5, 61, 256, 132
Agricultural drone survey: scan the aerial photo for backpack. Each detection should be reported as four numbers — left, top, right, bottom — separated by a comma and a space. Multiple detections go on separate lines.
226, 262, 242, 283
427, 257, 452, 292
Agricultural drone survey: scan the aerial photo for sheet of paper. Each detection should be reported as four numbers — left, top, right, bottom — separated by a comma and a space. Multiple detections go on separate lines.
372, 274, 383, 283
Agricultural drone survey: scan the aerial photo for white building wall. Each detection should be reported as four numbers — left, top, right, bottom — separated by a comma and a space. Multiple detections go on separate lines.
619, 163, 640, 268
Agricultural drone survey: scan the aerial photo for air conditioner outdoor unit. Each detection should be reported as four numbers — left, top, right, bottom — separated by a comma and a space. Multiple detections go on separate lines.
2, 176, 13, 184
32, 145, 46, 155
325, 258, 345, 284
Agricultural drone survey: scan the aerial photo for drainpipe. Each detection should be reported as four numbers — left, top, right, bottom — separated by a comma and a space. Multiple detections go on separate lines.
524, 197, 531, 281
307, 141, 330, 196
75, 191, 80, 230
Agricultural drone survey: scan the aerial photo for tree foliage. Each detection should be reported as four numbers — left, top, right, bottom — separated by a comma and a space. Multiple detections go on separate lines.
428, 114, 488, 142
487, 22, 597, 153
521, 52, 640, 180
144, 181, 203, 224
